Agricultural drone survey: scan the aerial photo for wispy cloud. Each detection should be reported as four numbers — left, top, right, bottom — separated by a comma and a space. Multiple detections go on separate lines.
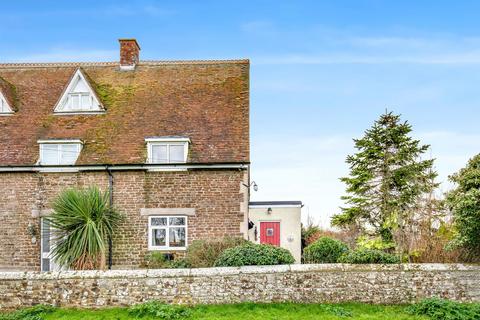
241, 20, 277, 36
251, 131, 480, 227
102, 4, 174, 17
3, 48, 117, 63
252, 50, 480, 65
242, 23, 480, 65
0, 3, 174, 20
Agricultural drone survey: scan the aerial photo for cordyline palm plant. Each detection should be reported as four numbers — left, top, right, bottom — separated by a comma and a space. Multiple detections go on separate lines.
47, 186, 123, 270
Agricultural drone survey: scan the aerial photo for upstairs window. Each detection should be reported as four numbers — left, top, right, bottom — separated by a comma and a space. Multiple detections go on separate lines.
146, 137, 190, 164
66, 92, 94, 111
38, 140, 82, 165
54, 69, 104, 114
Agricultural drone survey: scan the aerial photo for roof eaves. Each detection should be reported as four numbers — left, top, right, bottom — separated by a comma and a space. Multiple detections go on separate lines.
249, 201, 303, 208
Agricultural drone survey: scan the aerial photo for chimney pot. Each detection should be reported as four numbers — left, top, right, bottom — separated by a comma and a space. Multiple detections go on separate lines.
119, 39, 140, 70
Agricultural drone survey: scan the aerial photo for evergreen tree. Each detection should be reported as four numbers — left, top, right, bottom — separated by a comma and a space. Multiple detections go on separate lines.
446, 154, 480, 258
332, 111, 438, 254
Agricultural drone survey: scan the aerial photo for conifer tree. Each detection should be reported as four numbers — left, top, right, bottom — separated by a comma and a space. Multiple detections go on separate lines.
332, 111, 438, 254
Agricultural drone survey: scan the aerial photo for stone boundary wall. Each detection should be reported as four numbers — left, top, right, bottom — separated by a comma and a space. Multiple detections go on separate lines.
0, 264, 479, 309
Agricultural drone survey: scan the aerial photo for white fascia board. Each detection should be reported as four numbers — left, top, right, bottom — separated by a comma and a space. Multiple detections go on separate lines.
36, 167, 83, 173
0, 163, 247, 173
37, 139, 83, 144
142, 164, 245, 171
249, 204, 303, 208
145, 137, 191, 143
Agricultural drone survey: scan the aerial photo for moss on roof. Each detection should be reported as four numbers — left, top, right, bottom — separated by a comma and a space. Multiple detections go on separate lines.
0, 62, 250, 166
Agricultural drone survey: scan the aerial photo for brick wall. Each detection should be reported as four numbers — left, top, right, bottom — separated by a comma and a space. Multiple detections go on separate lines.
0, 264, 479, 309
0, 169, 248, 271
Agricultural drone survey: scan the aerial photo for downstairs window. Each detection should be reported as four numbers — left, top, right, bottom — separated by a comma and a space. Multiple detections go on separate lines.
148, 216, 187, 250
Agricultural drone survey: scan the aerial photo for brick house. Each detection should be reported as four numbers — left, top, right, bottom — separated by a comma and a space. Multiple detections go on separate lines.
0, 39, 250, 271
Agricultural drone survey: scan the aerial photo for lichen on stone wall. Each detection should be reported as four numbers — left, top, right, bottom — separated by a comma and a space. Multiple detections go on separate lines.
0, 264, 479, 309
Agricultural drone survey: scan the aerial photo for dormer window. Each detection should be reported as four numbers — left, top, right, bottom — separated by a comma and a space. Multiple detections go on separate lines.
54, 69, 104, 114
146, 137, 190, 164
38, 140, 83, 165
0, 91, 13, 115
66, 92, 94, 110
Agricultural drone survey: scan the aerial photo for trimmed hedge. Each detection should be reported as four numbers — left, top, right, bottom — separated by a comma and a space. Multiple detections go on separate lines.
303, 237, 349, 263
338, 248, 400, 264
214, 243, 295, 267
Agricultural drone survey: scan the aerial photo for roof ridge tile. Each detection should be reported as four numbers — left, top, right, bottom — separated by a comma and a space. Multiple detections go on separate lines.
0, 59, 249, 69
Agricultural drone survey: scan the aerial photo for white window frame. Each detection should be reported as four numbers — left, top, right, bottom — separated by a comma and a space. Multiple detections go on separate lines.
66, 92, 93, 110
54, 68, 104, 114
145, 137, 190, 164
148, 215, 188, 251
0, 91, 13, 115
38, 139, 83, 165
40, 218, 61, 272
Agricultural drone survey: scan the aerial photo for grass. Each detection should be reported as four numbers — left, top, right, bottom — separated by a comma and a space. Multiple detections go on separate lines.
33, 302, 430, 320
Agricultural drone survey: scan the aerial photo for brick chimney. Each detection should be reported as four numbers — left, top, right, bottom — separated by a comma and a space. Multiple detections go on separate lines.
119, 39, 140, 70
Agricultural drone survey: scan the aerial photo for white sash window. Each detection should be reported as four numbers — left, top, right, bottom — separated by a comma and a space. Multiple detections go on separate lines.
38, 140, 82, 165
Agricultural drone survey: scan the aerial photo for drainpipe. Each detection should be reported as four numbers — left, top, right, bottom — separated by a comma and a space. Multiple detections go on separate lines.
106, 166, 113, 270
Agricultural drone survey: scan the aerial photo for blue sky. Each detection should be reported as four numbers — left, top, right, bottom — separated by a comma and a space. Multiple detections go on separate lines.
2, 0, 480, 226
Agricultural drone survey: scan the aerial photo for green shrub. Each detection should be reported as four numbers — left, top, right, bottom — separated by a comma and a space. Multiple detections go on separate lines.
356, 235, 395, 251
407, 297, 480, 320
338, 248, 400, 264
128, 301, 191, 319
303, 237, 349, 263
170, 258, 189, 269
143, 252, 190, 269
0, 304, 56, 320
214, 243, 295, 267
185, 237, 246, 268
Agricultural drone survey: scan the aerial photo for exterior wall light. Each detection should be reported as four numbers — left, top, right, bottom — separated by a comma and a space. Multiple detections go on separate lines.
243, 181, 258, 192
267, 207, 272, 215
27, 222, 38, 244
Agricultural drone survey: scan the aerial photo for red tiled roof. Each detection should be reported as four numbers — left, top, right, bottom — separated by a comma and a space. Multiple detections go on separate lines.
0, 60, 249, 165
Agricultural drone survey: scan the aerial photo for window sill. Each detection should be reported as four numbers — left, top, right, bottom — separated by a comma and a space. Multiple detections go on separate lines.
53, 111, 105, 115
148, 247, 187, 251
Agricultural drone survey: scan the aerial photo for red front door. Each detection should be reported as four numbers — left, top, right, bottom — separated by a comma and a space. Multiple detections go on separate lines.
260, 222, 280, 246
